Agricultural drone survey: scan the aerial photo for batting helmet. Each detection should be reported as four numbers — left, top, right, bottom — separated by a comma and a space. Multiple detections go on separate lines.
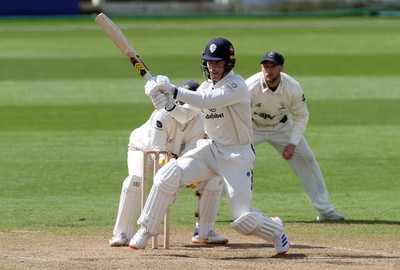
201, 37, 236, 80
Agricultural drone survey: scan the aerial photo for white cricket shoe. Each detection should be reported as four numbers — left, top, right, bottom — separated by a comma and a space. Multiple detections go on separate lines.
317, 210, 345, 222
109, 232, 129, 247
273, 232, 290, 255
129, 226, 152, 250
192, 230, 229, 245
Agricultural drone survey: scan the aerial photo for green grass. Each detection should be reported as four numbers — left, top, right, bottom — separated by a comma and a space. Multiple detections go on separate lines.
0, 16, 399, 236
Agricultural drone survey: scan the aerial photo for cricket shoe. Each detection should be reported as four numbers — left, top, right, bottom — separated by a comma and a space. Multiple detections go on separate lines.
317, 210, 345, 222
192, 230, 229, 244
129, 227, 152, 250
273, 232, 290, 255
192, 223, 199, 237
109, 232, 129, 247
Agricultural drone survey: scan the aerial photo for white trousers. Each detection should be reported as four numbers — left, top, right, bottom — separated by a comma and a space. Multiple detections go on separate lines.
253, 120, 334, 214
177, 139, 256, 220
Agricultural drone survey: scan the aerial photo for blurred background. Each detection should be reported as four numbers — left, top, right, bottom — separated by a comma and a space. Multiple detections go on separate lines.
0, 0, 400, 17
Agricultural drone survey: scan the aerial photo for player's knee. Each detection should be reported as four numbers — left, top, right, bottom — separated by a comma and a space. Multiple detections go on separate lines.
299, 147, 317, 164
122, 175, 142, 194
203, 177, 223, 193
303, 153, 317, 165
154, 159, 181, 194
230, 210, 264, 235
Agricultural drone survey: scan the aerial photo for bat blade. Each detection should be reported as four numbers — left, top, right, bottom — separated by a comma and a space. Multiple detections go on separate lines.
95, 13, 152, 80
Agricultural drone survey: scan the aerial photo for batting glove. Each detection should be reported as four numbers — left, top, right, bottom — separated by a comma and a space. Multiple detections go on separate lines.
154, 75, 170, 85
145, 79, 160, 97
150, 91, 176, 111
149, 91, 166, 110
145, 75, 176, 96
156, 76, 177, 96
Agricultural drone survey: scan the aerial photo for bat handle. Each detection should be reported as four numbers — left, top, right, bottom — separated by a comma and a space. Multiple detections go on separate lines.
144, 73, 153, 81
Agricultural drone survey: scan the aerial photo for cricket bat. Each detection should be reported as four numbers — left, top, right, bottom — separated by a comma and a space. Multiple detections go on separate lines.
95, 13, 152, 81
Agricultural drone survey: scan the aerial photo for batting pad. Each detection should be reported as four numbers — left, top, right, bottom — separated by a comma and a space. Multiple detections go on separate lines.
137, 186, 174, 235
138, 160, 181, 235
197, 178, 223, 239
113, 175, 142, 239
230, 209, 283, 241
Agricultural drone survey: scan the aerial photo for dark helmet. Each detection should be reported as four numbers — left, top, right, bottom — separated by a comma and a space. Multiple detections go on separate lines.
201, 38, 236, 81
176, 80, 200, 106
179, 80, 200, 91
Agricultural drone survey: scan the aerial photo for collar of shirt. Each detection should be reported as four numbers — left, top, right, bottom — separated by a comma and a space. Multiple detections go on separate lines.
260, 74, 282, 94
212, 70, 235, 88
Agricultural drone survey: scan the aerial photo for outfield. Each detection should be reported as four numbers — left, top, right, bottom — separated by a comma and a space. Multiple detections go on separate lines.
0, 15, 399, 269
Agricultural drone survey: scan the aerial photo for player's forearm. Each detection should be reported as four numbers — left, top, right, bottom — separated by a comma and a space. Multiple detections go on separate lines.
290, 113, 309, 145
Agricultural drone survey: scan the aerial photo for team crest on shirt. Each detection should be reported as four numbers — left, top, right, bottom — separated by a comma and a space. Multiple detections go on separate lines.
255, 102, 262, 108
278, 102, 287, 110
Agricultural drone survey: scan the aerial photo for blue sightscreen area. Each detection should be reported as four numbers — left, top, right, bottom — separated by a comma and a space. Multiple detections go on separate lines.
0, 0, 80, 16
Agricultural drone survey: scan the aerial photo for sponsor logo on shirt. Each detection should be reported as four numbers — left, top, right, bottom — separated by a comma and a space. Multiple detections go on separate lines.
254, 112, 275, 120
205, 108, 224, 119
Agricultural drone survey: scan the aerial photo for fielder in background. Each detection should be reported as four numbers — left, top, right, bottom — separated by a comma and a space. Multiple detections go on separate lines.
130, 37, 290, 255
246, 51, 344, 222
109, 80, 228, 247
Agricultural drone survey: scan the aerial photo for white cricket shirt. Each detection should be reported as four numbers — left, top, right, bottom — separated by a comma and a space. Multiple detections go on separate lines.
175, 71, 253, 146
246, 72, 309, 146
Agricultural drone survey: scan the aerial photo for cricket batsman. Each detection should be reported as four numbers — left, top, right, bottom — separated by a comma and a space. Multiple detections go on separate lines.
130, 38, 290, 255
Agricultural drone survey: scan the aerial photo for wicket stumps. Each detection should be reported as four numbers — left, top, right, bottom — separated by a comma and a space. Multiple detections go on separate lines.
142, 150, 171, 249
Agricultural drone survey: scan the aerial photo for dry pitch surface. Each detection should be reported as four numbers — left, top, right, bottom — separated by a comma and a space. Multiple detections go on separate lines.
1, 228, 399, 270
